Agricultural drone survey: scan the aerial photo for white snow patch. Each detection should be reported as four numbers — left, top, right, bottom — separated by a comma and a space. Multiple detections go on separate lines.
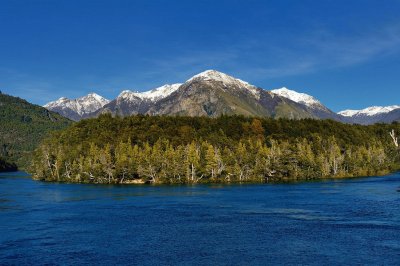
117, 90, 141, 101
187, 70, 260, 99
271, 87, 322, 108
118, 84, 182, 102
44, 93, 110, 115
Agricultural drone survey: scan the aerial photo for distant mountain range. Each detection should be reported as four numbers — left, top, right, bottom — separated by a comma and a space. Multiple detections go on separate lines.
43, 93, 110, 121
43, 70, 400, 124
339, 106, 400, 125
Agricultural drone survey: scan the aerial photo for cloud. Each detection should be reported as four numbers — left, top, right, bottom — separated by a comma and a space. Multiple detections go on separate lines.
144, 23, 400, 81
237, 23, 400, 79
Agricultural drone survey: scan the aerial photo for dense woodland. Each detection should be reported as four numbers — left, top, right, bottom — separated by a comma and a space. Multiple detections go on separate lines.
30, 114, 400, 184
0, 92, 72, 168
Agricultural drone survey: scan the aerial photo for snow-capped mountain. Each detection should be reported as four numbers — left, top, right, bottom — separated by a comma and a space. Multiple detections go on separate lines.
45, 69, 399, 124
188, 70, 260, 99
142, 70, 317, 118
44, 93, 110, 121
271, 87, 342, 121
45, 70, 339, 121
338, 106, 400, 117
135, 84, 182, 101
89, 70, 317, 119
338, 105, 400, 125
117, 84, 182, 102
95, 84, 183, 117
271, 87, 322, 108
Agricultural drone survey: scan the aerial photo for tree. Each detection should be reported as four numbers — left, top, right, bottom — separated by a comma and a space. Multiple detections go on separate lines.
186, 142, 201, 183
205, 143, 218, 179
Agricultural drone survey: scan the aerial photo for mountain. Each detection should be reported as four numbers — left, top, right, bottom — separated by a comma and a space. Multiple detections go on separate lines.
95, 84, 182, 117
0, 92, 72, 168
271, 87, 343, 121
147, 70, 315, 118
339, 105, 400, 124
271, 87, 325, 109
44, 93, 110, 121
378, 108, 400, 124
44, 70, 360, 122
90, 70, 317, 119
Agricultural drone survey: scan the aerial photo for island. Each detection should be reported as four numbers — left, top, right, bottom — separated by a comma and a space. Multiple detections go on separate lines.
30, 114, 400, 184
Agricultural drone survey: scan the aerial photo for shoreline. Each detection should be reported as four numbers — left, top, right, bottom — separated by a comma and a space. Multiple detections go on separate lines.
28, 169, 399, 186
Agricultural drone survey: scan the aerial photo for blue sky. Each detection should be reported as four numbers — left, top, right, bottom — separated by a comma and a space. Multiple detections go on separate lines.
1, 0, 400, 112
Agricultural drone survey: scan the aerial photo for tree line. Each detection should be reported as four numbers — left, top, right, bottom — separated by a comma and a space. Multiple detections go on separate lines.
30, 114, 400, 184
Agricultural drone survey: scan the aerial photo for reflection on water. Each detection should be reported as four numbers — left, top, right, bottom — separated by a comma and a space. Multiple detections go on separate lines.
0, 171, 399, 265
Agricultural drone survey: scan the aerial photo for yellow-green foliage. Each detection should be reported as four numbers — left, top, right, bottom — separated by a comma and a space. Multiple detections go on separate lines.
30, 114, 400, 183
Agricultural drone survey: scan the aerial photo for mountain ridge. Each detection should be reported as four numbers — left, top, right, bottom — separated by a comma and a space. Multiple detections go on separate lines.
43, 70, 399, 124
44, 93, 110, 121
90, 70, 324, 119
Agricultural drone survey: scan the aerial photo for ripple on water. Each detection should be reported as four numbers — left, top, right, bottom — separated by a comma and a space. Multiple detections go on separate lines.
239, 208, 339, 221
0, 171, 399, 265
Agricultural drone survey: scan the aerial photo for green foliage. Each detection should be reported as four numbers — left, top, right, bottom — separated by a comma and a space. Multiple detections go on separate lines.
30, 114, 400, 183
0, 93, 72, 168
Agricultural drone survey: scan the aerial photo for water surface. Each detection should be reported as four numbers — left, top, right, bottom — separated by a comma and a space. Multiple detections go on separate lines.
0, 172, 399, 265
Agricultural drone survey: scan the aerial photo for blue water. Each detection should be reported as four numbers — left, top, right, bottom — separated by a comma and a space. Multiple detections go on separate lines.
0, 172, 399, 265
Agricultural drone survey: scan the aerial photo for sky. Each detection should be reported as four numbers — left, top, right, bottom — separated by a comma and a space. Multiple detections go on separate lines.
1, 0, 400, 112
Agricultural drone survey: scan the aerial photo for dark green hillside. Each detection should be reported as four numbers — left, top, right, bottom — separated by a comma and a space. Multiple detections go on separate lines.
31, 114, 400, 184
0, 92, 73, 168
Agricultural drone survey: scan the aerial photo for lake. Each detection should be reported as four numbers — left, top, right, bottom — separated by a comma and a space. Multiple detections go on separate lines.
0, 172, 399, 265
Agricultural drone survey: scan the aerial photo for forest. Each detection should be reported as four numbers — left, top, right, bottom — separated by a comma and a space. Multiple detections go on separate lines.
0, 92, 72, 169
30, 114, 400, 184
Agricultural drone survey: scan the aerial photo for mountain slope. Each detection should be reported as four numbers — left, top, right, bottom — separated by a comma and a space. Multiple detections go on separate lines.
271, 87, 344, 121
95, 84, 182, 117
378, 108, 400, 123
271, 87, 323, 108
149, 70, 313, 118
44, 93, 110, 121
0, 92, 72, 168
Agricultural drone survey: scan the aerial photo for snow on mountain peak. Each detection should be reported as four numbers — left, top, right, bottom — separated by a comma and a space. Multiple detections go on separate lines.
118, 84, 182, 102
44, 93, 110, 115
338, 110, 359, 117
44, 97, 69, 106
271, 87, 322, 108
188, 70, 260, 98
134, 83, 182, 101
80, 93, 109, 106
116, 90, 142, 103
189, 70, 233, 81
338, 105, 400, 117
118, 90, 135, 97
